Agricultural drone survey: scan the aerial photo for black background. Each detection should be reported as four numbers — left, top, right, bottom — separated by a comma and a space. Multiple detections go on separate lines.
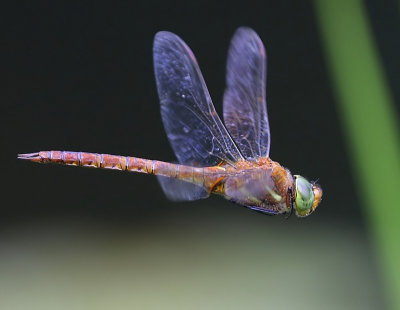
2, 1, 399, 225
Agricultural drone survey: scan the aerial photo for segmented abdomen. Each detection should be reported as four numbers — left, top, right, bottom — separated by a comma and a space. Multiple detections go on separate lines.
20, 150, 217, 188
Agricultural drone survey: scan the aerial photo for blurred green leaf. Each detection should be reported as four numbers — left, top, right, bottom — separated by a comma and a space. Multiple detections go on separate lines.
314, 0, 400, 308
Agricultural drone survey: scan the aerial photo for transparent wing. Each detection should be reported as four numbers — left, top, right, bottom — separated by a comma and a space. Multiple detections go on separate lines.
223, 27, 270, 159
153, 31, 244, 167
225, 168, 281, 214
248, 206, 278, 215
157, 176, 210, 201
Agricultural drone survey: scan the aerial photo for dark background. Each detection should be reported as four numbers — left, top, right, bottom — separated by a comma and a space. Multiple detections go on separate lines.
2, 1, 399, 309
4, 1, 355, 220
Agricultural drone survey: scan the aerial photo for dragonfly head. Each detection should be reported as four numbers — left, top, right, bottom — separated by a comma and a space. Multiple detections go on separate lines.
293, 175, 322, 217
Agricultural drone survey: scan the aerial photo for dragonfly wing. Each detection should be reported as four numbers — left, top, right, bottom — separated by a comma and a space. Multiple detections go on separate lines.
248, 206, 278, 215
225, 168, 281, 213
157, 176, 210, 201
154, 31, 244, 167
223, 27, 270, 159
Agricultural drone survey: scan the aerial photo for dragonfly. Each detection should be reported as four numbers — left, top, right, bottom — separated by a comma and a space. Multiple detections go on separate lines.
19, 27, 322, 217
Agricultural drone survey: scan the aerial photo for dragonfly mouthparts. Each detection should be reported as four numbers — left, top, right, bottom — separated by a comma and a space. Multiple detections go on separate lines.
18, 152, 42, 162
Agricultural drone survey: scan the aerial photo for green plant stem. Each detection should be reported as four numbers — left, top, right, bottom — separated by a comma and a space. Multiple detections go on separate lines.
313, 0, 400, 308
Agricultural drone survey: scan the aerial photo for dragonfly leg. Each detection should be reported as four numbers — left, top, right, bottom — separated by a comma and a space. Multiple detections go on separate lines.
285, 187, 294, 219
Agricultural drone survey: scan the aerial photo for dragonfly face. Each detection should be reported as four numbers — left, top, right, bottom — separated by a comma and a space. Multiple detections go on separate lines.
293, 175, 322, 217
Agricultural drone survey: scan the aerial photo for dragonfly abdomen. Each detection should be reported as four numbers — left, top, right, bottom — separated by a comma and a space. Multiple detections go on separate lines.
19, 151, 132, 171
18, 151, 209, 186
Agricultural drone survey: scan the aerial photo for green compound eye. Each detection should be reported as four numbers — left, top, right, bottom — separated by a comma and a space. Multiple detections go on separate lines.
294, 175, 315, 217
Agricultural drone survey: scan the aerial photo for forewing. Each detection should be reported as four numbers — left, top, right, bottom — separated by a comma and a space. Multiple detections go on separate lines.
223, 27, 270, 159
153, 31, 244, 167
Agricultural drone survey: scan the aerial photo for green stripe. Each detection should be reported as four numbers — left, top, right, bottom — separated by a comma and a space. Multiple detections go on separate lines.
313, 0, 400, 308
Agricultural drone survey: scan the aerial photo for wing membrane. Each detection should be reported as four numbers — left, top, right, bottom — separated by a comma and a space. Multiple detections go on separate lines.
153, 31, 244, 167
223, 27, 270, 159
157, 176, 209, 201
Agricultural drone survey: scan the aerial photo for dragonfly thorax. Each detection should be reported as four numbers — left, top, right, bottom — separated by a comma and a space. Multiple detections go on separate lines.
220, 160, 295, 215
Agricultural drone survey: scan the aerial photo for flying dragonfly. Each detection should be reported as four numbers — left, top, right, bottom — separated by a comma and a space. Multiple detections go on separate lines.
19, 27, 322, 217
